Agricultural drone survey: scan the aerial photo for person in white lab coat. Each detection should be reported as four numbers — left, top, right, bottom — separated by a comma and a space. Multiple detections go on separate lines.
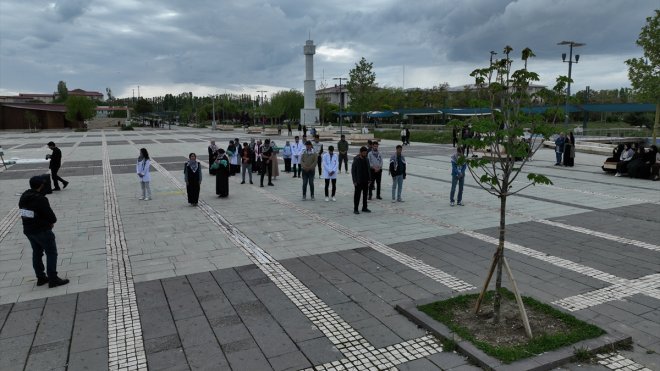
322, 145, 339, 202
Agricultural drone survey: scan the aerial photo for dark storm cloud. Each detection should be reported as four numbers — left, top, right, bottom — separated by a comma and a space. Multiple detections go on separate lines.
0, 0, 657, 96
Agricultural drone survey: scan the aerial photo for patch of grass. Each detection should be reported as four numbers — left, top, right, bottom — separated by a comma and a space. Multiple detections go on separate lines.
441, 337, 458, 352
573, 346, 593, 362
418, 289, 606, 364
374, 129, 452, 144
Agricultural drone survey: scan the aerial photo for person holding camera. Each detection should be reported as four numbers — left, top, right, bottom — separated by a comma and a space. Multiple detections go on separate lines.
450, 146, 467, 207
47, 141, 69, 191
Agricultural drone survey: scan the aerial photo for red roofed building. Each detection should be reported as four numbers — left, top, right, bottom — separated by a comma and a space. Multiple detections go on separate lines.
68, 89, 104, 101
0, 103, 76, 130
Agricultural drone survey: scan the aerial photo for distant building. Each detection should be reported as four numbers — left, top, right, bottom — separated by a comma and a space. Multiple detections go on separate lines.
95, 106, 129, 118
67, 89, 104, 101
316, 85, 351, 107
18, 93, 56, 103
0, 103, 73, 130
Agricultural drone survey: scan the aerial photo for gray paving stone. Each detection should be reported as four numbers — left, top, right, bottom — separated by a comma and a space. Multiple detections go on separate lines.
269, 308, 324, 343
249, 282, 296, 313
25, 339, 69, 370
211, 267, 243, 284
75, 289, 107, 313
225, 347, 273, 371
0, 303, 11, 329
221, 280, 259, 306
222, 337, 259, 353
427, 350, 470, 369
0, 333, 32, 371
304, 279, 351, 306
0, 307, 41, 339
211, 321, 253, 346
147, 348, 189, 371
162, 277, 204, 320
397, 357, 443, 370
145, 334, 182, 354
268, 350, 312, 371
183, 340, 229, 370
70, 309, 107, 353
67, 347, 109, 371
329, 301, 372, 323
11, 298, 46, 312
175, 315, 217, 347
139, 305, 178, 340
297, 336, 342, 365
32, 299, 76, 346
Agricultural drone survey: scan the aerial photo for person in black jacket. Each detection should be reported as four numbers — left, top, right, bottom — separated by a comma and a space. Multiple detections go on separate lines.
351, 146, 372, 214
47, 141, 69, 190
19, 176, 69, 288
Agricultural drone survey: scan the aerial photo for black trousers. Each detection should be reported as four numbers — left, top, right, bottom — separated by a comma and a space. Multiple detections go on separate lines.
325, 179, 336, 197
186, 182, 200, 204
368, 169, 382, 198
260, 161, 272, 185
354, 183, 368, 211
317, 156, 322, 176
51, 167, 66, 189
284, 158, 291, 172
338, 153, 348, 172
293, 164, 301, 177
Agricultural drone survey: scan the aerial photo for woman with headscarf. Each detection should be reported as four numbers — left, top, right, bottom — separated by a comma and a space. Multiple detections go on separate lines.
563, 131, 575, 167
208, 141, 218, 175
136, 148, 152, 201
184, 153, 202, 206
227, 140, 237, 176
270, 140, 280, 180
214, 148, 230, 197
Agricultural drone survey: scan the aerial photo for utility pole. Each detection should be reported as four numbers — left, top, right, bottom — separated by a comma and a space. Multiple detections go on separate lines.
558, 41, 585, 129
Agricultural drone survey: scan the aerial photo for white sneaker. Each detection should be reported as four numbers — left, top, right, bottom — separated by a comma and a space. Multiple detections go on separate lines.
450, 201, 455, 207
398, 198, 404, 202
144, 197, 151, 201
331, 197, 336, 202
457, 201, 465, 206
614, 173, 622, 177
392, 199, 397, 203
325, 197, 330, 202
139, 196, 144, 200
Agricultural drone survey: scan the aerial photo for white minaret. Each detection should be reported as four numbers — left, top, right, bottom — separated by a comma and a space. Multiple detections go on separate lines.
301, 39, 320, 126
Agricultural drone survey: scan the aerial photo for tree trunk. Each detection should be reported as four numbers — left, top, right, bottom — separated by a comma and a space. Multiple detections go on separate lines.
653, 102, 659, 144
492, 193, 507, 324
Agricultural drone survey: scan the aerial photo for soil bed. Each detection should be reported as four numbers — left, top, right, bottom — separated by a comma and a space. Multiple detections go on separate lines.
418, 289, 605, 363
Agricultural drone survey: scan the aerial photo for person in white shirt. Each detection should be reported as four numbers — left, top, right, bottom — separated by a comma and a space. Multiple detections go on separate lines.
290, 136, 304, 178
136, 148, 152, 200
322, 146, 339, 201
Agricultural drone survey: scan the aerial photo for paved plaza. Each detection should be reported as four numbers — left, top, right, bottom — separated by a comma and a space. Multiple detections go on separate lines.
0, 127, 658, 370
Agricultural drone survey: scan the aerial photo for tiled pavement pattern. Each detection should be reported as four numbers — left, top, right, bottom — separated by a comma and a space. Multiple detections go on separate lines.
101, 136, 147, 370
0, 127, 658, 370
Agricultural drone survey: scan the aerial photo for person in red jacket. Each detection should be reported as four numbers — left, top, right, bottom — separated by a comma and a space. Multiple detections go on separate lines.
18, 176, 69, 288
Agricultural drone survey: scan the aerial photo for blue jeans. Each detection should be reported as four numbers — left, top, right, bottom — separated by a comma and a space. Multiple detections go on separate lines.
25, 229, 59, 279
555, 151, 563, 164
450, 175, 464, 203
302, 169, 314, 197
392, 175, 404, 200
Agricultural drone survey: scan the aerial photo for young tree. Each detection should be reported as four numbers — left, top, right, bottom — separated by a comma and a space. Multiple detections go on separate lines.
24, 111, 39, 132
65, 96, 97, 127
462, 46, 556, 334
346, 57, 377, 122
625, 9, 659, 142
56, 81, 68, 102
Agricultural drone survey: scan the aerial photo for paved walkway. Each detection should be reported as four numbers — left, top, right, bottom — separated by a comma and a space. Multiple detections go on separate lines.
0, 127, 658, 370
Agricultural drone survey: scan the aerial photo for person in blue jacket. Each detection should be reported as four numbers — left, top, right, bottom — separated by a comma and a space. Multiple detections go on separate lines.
450, 146, 467, 207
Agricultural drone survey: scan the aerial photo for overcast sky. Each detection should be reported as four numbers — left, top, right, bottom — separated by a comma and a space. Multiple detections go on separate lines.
0, 0, 657, 100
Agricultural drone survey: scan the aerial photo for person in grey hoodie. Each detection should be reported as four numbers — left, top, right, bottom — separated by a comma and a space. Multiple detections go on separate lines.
368, 141, 383, 200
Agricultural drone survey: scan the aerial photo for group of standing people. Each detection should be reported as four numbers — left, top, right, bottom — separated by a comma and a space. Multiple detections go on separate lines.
554, 132, 576, 167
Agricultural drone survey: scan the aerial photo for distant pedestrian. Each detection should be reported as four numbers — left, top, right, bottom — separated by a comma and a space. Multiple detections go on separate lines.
136, 148, 152, 201
352, 146, 371, 214
301, 140, 316, 200
368, 141, 383, 200
282, 141, 292, 173
291, 136, 304, 177
313, 134, 324, 177
405, 127, 411, 145
400, 128, 407, 146
303, 124, 308, 137
271, 140, 280, 180
322, 145, 338, 202
227, 140, 237, 176
184, 153, 202, 206
450, 146, 466, 206
19, 176, 70, 288
240, 142, 254, 184
287, 122, 292, 136
554, 133, 566, 166
208, 140, 218, 175
260, 139, 274, 187
47, 141, 69, 190
452, 127, 458, 147
214, 149, 230, 197
563, 131, 575, 167
337, 134, 349, 174
389, 145, 406, 202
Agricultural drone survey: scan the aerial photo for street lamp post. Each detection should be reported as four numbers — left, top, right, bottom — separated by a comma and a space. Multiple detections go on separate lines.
558, 40, 585, 129
211, 94, 217, 130
257, 90, 267, 126
332, 77, 346, 135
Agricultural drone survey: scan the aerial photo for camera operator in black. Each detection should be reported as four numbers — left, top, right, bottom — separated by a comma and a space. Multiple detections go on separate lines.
47, 141, 69, 190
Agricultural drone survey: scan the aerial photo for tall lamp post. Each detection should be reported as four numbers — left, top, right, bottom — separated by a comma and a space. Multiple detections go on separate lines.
332, 77, 346, 135
210, 94, 217, 130
257, 90, 267, 126
558, 40, 585, 129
